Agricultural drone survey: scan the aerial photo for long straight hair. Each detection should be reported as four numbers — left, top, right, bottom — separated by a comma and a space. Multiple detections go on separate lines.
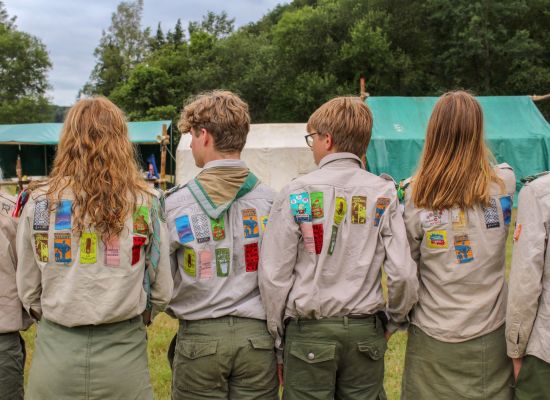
411, 91, 503, 210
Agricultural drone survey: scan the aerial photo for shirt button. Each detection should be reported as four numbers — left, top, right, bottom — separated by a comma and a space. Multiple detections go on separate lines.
307, 352, 315, 360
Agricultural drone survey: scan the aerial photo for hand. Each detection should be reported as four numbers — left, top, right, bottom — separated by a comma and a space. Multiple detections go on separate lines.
512, 358, 523, 382
384, 330, 393, 342
277, 363, 284, 387
141, 309, 152, 326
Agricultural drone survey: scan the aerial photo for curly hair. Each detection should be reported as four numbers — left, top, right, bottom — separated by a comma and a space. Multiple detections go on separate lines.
46, 96, 149, 240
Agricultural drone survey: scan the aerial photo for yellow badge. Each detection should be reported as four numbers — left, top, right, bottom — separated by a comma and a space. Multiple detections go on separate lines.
426, 230, 448, 249
80, 233, 97, 264
451, 208, 467, 230
334, 197, 347, 225
183, 247, 196, 277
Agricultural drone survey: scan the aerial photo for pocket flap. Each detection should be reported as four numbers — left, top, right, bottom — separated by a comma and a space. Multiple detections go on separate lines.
249, 335, 274, 350
289, 341, 336, 364
180, 340, 218, 360
357, 338, 387, 361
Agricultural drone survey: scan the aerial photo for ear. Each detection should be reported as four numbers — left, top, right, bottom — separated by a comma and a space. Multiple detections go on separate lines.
324, 133, 334, 151
200, 128, 210, 145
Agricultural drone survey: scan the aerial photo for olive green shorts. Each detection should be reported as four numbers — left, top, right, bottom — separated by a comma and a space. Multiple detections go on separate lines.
0, 332, 25, 400
514, 355, 550, 400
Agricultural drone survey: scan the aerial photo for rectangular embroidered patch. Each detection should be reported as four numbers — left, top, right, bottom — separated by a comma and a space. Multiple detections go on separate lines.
210, 216, 225, 241
104, 237, 120, 267
351, 196, 367, 224
290, 192, 311, 223
244, 242, 259, 272
313, 223, 324, 254
183, 247, 196, 277
175, 215, 194, 244
33, 199, 50, 231
34, 233, 49, 262
374, 197, 390, 227
483, 198, 500, 229
451, 208, 467, 230
80, 233, 97, 264
420, 210, 448, 227
514, 223, 522, 242
191, 214, 211, 243
500, 196, 512, 226
215, 248, 230, 277
260, 215, 268, 233
454, 234, 474, 264
54, 232, 71, 264
133, 206, 149, 235
426, 230, 448, 249
311, 192, 324, 219
199, 249, 213, 279
242, 208, 260, 239
54, 200, 72, 230
132, 236, 146, 265
334, 197, 347, 225
328, 225, 338, 255
300, 221, 315, 254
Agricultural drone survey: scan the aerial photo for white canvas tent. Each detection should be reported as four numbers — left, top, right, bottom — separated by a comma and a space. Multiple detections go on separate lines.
176, 123, 317, 191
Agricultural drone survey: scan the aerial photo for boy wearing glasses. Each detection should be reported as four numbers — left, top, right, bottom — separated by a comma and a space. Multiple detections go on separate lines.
259, 96, 418, 400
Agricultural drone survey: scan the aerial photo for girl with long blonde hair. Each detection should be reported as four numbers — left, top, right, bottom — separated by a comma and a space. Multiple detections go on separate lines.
401, 91, 515, 399
16, 97, 172, 400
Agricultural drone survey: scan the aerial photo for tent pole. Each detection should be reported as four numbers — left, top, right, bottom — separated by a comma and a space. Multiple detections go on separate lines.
44, 146, 47, 176
160, 124, 169, 190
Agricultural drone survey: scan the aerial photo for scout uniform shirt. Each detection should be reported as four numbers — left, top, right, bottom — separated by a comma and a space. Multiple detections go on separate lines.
403, 163, 516, 342
166, 159, 275, 321
507, 172, 550, 363
16, 185, 173, 327
0, 193, 31, 333
259, 153, 419, 348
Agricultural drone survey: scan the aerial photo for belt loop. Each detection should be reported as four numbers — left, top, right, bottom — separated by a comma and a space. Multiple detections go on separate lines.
229, 316, 234, 327
343, 316, 349, 328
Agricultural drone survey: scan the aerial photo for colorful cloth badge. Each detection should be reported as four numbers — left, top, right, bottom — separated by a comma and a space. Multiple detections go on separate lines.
300, 222, 315, 254
310, 192, 324, 219
290, 192, 311, 223
104, 237, 120, 267
183, 247, 196, 277
34, 233, 49, 262
133, 206, 149, 235
242, 208, 260, 239
175, 215, 194, 244
80, 232, 97, 264
333, 197, 347, 225
313, 224, 324, 255
54, 233, 71, 264
244, 242, 259, 272
454, 234, 474, 264
210, 216, 225, 241
54, 200, 72, 230
351, 196, 367, 224
513, 223, 522, 242
483, 198, 500, 229
33, 199, 50, 231
260, 215, 268, 233
328, 225, 338, 255
451, 208, 467, 230
131, 236, 146, 265
500, 196, 512, 226
420, 210, 448, 227
215, 248, 230, 277
374, 198, 390, 227
12, 189, 29, 218
199, 249, 213, 280
191, 214, 211, 243
426, 230, 448, 249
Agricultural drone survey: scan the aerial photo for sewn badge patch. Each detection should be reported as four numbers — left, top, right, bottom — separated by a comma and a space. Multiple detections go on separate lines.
454, 234, 474, 264
54, 233, 71, 264
451, 208, 467, 230
175, 215, 195, 244
183, 247, 196, 277
54, 200, 72, 230
33, 199, 50, 231
300, 221, 315, 254
199, 249, 213, 280
426, 230, 448, 249
242, 208, 260, 239
513, 223, 522, 242
500, 196, 512, 226
132, 236, 146, 265
210, 216, 225, 241
133, 206, 149, 235
260, 215, 268, 233
420, 210, 448, 227
483, 198, 500, 229
351, 196, 367, 224
104, 237, 120, 267
374, 197, 390, 227
290, 192, 311, 223
334, 197, 347, 225
34, 233, 49, 262
311, 192, 324, 219
191, 214, 211, 243
313, 223, 324, 255
215, 248, 230, 277
328, 225, 338, 255
80, 232, 97, 264
244, 242, 259, 272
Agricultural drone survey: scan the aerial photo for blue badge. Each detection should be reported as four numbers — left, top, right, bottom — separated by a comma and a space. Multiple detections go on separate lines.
500, 196, 512, 226
290, 192, 311, 223
175, 215, 194, 244
55, 200, 72, 230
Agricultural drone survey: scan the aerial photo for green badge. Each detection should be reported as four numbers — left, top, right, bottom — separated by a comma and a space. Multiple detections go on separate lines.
210, 216, 225, 241
183, 247, 196, 277
328, 225, 338, 255
311, 192, 324, 219
215, 248, 231, 277
133, 206, 149, 235
333, 197, 347, 225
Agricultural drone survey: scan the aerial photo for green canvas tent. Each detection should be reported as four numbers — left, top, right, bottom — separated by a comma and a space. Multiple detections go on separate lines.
366, 96, 550, 193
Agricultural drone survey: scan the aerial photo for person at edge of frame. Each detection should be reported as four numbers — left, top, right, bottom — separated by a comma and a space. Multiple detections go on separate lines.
400, 90, 515, 399
165, 90, 279, 400
259, 96, 419, 400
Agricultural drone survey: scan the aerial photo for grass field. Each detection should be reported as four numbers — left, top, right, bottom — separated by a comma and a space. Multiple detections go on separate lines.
21, 211, 516, 400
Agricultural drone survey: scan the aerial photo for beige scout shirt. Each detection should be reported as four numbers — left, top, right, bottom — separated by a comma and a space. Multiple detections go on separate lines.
0, 193, 31, 333
259, 153, 419, 348
16, 186, 173, 327
166, 159, 275, 321
403, 163, 516, 342
506, 172, 550, 363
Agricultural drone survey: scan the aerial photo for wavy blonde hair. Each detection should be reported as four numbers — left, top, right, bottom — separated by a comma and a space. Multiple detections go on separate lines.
412, 91, 503, 210
46, 96, 149, 240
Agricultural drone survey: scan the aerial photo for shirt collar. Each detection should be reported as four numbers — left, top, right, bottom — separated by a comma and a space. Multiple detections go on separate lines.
318, 152, 364, 169
203, 159, 247, 170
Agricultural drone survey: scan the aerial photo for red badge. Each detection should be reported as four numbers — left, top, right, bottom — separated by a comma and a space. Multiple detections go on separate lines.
313, 224, 324, 255
244, 242, 259, 272
132, 236, 147, 265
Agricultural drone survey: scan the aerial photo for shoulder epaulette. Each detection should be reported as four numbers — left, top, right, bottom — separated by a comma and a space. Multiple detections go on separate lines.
379, 173, 396, 185
521, 171, 550, 184
165, 184, 184, 198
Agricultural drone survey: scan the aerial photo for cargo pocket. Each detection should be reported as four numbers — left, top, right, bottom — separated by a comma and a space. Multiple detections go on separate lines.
357, 337, 387, 361
286, 341, 337, 389
173, 338, 221, 390
240, 335, 277, 389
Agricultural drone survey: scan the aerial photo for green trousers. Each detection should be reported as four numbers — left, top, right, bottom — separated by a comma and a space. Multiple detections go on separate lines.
283, 316, 387, 400
515, 355, 550, 400
171, 316, 279, 400
402, 324, 513, 400
0, 332, 25, 400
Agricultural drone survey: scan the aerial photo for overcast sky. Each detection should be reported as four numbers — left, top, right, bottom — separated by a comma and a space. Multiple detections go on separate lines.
4, 0, 283, 106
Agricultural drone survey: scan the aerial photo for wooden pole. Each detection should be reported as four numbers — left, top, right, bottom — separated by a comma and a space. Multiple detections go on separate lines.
360, 75, 368, 101
159, 124, 170, 190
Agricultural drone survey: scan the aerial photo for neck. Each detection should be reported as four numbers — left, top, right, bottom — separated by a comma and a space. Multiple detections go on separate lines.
202, 151, 241, 165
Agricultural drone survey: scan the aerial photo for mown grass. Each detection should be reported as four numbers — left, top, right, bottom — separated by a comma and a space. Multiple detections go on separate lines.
21, 210, 516, 400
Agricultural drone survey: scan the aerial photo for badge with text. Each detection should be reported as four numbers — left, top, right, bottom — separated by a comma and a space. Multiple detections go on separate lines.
420, 210, 448, 227
33, 199, 50, 231
328, 225, 338, 255
80, 232, 98, 264
310, 192, 324, 219
210, 216, 225, 241
54, 233, 71, 264
351, 196, 367, 224
374, 197, 390, 227
215, 248, 231, 277
133, 206, 149, 235
175, 215, 195, 244
454, 234, 474, 264
54, 200, 72, 230
242, 208, 260, 239
191, 214, 211, 243
183, 247, 196, 277
104, 236, 120, 267
333, 197, 347, 225
451, 208, 467, 230
199, 249, 213, 280
244, 242, 259, 272
426, 230, 448, 249
260, 215, 268, 233
131, 236, 146, 265
34, 233, 49, 262
483, 198, 500, 229
300, 221, 315, 254
500, 196, 512, 226
290, 192, 311, 223
313, 223, 324, 255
